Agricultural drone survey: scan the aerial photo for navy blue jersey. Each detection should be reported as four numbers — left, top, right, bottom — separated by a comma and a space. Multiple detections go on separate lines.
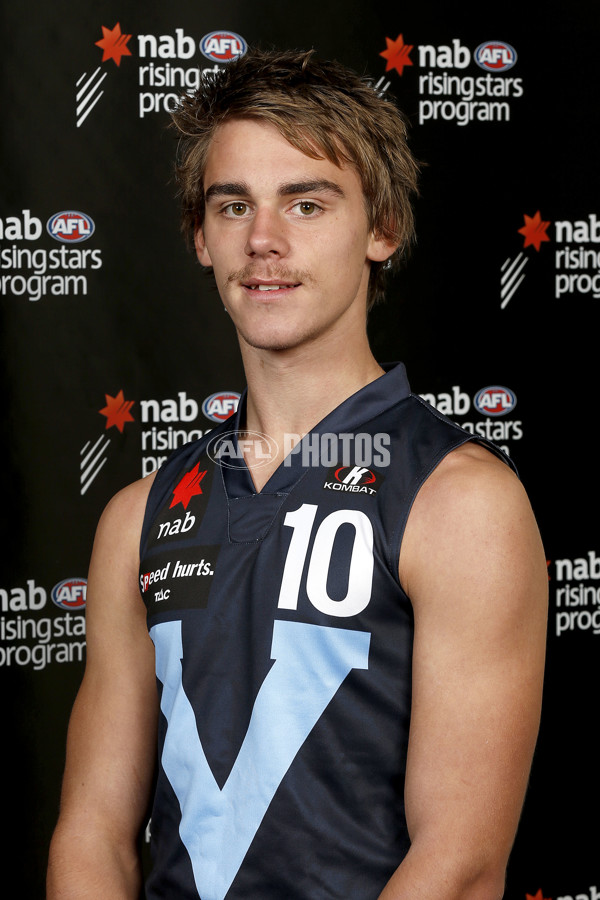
139, 363, 513, 900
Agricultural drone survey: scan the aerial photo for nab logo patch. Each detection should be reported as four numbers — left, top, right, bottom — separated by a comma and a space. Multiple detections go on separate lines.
150, 461, 214, 544
323, 465, 385, 496
47, 211, 95, 244
474, 41, 517, 71
474, 386, 517, 416
202, 392, 241, 423
200, 31, 247, 62
51, 578, 87, 610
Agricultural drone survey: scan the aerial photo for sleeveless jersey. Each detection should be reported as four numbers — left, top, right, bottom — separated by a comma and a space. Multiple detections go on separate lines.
139, 363, 513, 900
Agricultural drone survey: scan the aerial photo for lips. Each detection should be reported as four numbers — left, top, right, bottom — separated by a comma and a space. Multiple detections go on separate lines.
245, 283, 298, 291
241, 278, 302, 294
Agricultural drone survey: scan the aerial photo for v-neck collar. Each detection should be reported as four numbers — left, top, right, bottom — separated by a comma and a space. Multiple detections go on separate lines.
221, 363, 411, 501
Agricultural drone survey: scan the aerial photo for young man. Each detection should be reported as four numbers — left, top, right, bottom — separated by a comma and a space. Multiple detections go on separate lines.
47, 50, 547, 899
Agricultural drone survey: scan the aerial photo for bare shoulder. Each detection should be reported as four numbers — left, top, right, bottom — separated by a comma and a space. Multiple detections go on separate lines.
412, 440, 523, 517
84, 471, 158, 634
70, 469, 160, 703
96, 470, 158, 543
400, 441, 547, 610
90, 471, 158, 570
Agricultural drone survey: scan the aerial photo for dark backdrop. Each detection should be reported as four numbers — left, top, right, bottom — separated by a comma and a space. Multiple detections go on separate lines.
1, 3, 598, 898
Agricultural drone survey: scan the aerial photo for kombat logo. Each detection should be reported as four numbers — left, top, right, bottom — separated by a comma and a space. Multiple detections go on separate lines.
76, 22, 247, 126
379, 33, 523, 126
323, 465, 385, 496
501, 210, 600, 308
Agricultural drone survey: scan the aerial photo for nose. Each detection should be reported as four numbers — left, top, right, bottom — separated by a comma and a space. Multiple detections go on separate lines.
244, 206, 290, 259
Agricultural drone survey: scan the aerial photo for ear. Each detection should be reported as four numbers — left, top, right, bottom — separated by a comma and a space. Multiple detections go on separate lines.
366, 230, 399, 264
194, 227, 213, 267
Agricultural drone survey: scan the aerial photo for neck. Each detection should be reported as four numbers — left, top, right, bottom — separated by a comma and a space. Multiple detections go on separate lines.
237, 324, 383, 489
245, 344, 383, 433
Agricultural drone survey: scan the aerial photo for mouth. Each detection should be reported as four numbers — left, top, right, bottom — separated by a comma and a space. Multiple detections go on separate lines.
242, 281, 301, 294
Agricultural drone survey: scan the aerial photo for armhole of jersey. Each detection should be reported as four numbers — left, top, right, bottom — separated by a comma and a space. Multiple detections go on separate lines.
389, 396, 518, 593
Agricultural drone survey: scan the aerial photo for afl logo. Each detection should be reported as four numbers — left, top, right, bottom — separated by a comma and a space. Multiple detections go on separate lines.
202, 391, 241, 423
47, 211, 95, 244
474, 41, 517, 71
51, 578, 87, 610
200, 31, 247, 62
474, 386, 517, 417
207, 429, 277, 470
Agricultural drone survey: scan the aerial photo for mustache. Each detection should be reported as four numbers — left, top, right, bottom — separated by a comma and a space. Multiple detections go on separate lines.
226, 265, 314, 285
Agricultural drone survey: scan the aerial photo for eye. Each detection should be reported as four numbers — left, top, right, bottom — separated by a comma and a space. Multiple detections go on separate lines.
224, 202, 249, 217
296, 201, 318, 215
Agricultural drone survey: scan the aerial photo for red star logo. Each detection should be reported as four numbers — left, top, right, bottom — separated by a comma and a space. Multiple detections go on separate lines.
526, 890, 552, 900
99, 390, 135, 432
380, 34, 414, 76
170, 463, 207, 510
518, 210, 551, 251
95, 23, 133, 66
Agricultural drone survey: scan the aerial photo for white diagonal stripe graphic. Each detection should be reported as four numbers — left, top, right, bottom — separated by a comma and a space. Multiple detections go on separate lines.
76, 68, 103, 101
76, 69, 108, 127
80, 435, 111, 494
80, 434, 110, 470
501, 273, 527, 309
500, 253, 529, 308
81, 456, 109, 495
77, 92, 104, 128
374, 75, 391, 96
501, 252, 527, 283
76, 78, 105, 116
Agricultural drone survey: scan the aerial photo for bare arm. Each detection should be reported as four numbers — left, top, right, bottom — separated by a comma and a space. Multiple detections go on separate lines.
47, 476, 158, 899
379, 444, 547, 899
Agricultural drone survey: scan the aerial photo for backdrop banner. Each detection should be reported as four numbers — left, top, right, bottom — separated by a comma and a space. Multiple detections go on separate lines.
1, 2, 598, 898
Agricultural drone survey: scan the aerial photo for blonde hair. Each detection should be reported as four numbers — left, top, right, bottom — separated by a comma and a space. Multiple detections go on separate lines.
171, 48, 419, 307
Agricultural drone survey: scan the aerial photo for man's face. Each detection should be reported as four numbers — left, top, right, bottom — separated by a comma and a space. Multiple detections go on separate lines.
195, 118, 393, 354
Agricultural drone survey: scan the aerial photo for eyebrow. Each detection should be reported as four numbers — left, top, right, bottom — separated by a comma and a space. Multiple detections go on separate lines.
204, 179, 346, 204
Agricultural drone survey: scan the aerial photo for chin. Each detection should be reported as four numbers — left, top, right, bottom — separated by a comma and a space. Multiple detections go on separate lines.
242, 334, 305, 353
238, 322, 321, 354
